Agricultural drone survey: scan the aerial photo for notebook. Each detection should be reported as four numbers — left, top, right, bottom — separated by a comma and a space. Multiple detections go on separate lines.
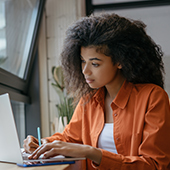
0, 93, 85, 167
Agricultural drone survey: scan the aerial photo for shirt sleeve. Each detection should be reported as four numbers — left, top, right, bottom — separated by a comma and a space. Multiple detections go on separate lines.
92, 86, 170, 170
45, 98, 84, 143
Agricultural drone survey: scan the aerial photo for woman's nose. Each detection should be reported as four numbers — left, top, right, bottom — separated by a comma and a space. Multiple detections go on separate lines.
82, 64, 91, 76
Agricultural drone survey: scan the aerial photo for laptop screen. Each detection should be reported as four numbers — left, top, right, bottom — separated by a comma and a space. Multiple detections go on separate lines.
0, 93, 23, 164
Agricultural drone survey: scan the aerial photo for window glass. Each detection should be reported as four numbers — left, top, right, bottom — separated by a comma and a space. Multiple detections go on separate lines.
0, 0, 39, 79
11, 100, 25, 147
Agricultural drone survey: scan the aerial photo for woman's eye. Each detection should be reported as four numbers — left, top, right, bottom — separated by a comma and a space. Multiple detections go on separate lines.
92, 63, 99, 67
81, 59, 85, 63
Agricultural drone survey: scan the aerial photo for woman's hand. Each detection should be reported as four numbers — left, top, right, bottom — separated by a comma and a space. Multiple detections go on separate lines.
28, 140, 102, 165
23, 135, 49, 153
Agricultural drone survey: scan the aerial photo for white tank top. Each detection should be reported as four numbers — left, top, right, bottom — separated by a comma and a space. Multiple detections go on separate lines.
98, 123, 118, 154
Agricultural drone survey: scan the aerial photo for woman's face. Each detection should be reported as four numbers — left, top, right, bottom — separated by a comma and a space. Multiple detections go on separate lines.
80, 46, 124, 89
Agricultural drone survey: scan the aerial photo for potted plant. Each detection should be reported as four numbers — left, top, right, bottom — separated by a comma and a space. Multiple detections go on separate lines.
51, 66, 74, 129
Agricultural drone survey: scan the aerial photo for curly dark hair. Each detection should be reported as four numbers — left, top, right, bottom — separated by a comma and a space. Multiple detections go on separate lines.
61, 13, 164, 102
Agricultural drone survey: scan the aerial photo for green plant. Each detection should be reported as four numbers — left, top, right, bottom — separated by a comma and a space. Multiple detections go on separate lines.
51, 66, 74, 126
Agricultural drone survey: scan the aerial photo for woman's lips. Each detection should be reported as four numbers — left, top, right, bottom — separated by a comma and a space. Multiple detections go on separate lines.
85, 78, 94, 84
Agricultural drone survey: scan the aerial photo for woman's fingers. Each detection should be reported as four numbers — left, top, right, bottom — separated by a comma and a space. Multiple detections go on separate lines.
28, 145, 43, 159
23, 135, 39, 153
23, 136, 50, 154
26, 139, 101, 165
28, 140, 89, 160
28, 142, 52, 159
28, 141, 64, 159
42, 148, 60, 159
41, 138, 50, 144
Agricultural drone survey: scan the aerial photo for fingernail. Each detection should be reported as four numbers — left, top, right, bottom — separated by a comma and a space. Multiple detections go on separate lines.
28, 155, 32, 159
42, 154, 45, 158
33, 155, 37, 159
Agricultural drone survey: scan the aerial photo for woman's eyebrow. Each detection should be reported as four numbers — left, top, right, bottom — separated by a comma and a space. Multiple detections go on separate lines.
89, 58, 102, 61
80, 55, 102, 61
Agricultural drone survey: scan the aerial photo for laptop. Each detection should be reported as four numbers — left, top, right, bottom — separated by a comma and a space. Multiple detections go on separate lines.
0, 93, 85, 167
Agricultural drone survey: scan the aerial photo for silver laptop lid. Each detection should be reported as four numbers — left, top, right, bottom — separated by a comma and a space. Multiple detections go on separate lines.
0, 93, 23, 164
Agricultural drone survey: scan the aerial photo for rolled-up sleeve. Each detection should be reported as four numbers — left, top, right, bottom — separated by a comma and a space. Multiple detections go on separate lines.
45, 98, 83, 143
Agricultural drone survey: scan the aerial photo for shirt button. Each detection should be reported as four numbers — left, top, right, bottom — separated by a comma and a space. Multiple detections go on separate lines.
116, 137, 119, 141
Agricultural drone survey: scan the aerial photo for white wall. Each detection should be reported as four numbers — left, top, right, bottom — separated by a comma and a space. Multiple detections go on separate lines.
39, 0, 85, 137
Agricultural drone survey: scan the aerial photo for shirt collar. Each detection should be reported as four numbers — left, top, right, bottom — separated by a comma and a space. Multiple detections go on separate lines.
93, 80, 133, 109
113, 80, 133, 109
93, 87, 105, 107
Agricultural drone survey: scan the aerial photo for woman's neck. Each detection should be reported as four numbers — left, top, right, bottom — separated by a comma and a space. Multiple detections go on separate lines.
105, 77, 125, 101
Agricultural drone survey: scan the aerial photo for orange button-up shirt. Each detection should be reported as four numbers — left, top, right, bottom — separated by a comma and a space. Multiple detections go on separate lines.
46, 80, 170, 170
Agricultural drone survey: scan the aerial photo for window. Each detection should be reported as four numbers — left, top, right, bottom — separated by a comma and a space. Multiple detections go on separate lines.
11, 100, 25, 146
0, 0, 46, 145
0, 0, 39, 79
0, 0, 45, 101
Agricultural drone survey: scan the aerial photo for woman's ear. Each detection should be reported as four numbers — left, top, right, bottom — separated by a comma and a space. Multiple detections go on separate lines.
117, 63, 122, 69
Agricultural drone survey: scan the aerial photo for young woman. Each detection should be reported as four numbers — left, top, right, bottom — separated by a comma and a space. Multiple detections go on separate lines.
24, 13, 170, 170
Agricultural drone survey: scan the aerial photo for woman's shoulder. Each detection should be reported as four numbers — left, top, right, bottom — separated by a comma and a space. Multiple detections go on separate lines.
77, 88, 105, 105
133, 83, 169, 100
133, 82, 163, 91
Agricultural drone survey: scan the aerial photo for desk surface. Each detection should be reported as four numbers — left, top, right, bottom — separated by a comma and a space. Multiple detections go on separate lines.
0, 161, 83, 170
0, 162, 69, 170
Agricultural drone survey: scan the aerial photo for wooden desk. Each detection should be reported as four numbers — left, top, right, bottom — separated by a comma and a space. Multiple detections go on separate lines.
0, 161, 83, 170
0, 162, 69, 170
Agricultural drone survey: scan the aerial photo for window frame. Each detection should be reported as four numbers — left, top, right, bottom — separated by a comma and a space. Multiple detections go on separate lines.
86, 0, 170, 16
0, 0, 46, 104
